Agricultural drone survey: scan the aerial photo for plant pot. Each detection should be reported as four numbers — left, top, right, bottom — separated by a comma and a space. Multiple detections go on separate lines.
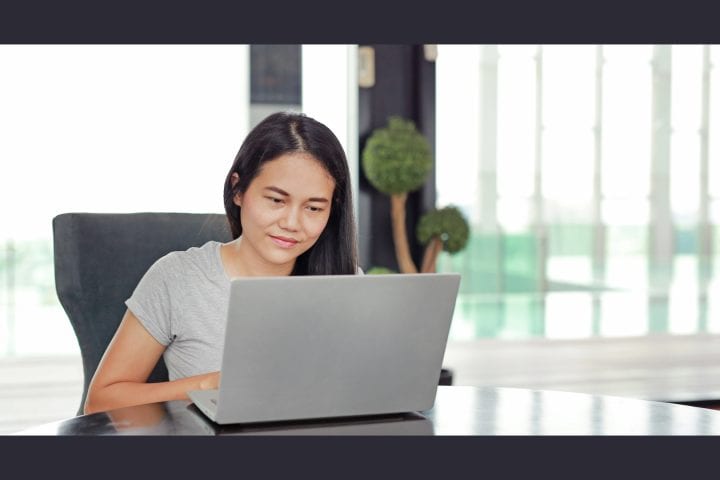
439, 368, 453, 386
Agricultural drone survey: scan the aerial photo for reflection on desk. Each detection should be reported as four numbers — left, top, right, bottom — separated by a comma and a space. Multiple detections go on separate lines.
15, 386, 720, 435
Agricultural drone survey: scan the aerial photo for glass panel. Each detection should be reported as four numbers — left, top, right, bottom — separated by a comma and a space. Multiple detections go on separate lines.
497, 197, 533, 233
668, 255, 699, 334
709, 46, 720, 197
502, 232, 540, 293
435, 45, 481, 214
0, 45, 249, 357
501, 294, 544, 337
0, 241, 10, 356
605, 224, 648, 289
670, 132, 701, 226
671, 45, 703, 131
599, 292, 648, 336
497, 45, 537, 197
542, 45, 596, 128
710, 199, 720, 223
435, 43, 720, 340
602, 45, 652, 198
545, 292, 593, 339
5, 239, 78, 355
708, 271, 720, 333
448, 294, 502, 341
602, 199, 650, 226
438, 230, 503, 294
546, 224, 593, 285
542, 129, 594, 202
545, 197, 593, 224
670, 45, 703, 228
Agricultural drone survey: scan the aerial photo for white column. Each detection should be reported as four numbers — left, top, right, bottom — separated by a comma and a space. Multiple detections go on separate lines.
592, 45, 606, 283
592, 45, 606, 335
237, 45, 251, 142
699, 45, 712, 263
649, 45, 674, 284
477, 45, 499, 231
698, 45, 712, 332
533, 46, 548, 293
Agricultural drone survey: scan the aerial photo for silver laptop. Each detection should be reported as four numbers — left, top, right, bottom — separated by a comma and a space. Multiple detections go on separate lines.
188, 273, 461, 425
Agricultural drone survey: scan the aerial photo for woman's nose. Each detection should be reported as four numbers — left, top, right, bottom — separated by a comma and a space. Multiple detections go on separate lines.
279, 207, 300, 231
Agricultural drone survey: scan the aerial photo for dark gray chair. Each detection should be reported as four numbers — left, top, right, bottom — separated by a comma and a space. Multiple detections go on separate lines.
52, 212, 233, 415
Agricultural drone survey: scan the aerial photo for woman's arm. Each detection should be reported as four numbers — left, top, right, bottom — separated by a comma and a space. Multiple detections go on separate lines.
83, 309, 219, 415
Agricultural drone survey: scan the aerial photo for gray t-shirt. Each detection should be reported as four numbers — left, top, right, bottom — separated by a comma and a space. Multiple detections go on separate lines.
126, 240, 229, 381
126, 240, 363, 381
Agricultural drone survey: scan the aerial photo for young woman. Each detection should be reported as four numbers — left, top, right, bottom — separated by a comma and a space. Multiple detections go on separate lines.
84, 112, 359, 414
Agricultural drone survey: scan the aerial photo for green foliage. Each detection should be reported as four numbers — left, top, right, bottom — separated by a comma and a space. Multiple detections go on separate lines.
366, 266, 397, 274
361, 116, 433, 195
416, 206, 470, 254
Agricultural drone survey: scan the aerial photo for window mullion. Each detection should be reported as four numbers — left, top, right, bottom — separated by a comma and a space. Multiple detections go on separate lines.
534, 45, 547, 294
649, 45, 674, 287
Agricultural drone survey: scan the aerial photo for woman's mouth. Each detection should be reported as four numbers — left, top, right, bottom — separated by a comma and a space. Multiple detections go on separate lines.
269, 235, 299, 248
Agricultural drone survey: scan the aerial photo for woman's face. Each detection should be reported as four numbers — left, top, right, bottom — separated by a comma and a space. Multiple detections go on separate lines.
233, 152, 335, 274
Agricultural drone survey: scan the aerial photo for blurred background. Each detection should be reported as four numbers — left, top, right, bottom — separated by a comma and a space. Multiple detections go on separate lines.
2, 44, 720, 433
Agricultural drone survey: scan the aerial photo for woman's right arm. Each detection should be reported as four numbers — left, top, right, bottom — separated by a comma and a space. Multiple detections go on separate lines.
83, 309, 219, 415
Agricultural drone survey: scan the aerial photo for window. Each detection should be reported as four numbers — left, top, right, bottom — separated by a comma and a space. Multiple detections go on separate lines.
436, 44, 720, 340
0, 45, 250, 356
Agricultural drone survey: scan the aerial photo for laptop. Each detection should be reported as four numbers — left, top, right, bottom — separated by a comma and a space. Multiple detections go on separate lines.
188, 273, 461, 425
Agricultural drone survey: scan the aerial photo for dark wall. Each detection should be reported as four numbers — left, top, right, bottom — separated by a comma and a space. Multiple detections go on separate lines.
358, 45, 436, 272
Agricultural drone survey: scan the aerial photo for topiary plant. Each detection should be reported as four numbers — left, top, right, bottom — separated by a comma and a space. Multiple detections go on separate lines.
361, 116, 433, 273
416, 206, 470, 273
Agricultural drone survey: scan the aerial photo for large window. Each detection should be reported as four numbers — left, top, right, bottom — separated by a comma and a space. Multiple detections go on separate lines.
436, 44, 720, 340
0, 45, 250, 357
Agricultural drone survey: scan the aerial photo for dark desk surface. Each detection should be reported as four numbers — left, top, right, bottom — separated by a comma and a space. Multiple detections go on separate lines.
15, 386, 720, 435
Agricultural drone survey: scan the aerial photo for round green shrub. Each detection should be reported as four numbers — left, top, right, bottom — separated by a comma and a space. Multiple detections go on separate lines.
361, 117, 433, 195
416, 206, 470, 254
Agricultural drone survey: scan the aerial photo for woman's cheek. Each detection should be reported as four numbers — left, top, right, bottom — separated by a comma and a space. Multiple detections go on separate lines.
308, 216, 331, 239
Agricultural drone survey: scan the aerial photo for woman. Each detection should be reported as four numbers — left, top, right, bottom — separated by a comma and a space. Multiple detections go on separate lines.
84, 112, 359, 414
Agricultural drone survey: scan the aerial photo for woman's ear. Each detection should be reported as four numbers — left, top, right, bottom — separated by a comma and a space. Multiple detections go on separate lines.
231, 173, 242, 207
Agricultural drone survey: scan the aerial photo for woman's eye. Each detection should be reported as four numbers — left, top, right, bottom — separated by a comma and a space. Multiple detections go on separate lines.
307, 205, 323, 213
266, 197, 284, 204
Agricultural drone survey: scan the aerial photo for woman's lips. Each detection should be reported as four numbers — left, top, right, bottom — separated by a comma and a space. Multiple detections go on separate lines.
269, 235, 299, 248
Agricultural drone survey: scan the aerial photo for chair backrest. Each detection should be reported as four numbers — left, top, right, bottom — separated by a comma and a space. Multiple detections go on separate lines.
52, 212, 233, 415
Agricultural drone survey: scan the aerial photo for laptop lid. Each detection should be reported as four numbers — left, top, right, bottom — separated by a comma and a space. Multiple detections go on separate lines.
211, 273, 460, 425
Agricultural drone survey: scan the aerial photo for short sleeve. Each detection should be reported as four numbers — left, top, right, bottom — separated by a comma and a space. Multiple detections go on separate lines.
125, 254, 176, 346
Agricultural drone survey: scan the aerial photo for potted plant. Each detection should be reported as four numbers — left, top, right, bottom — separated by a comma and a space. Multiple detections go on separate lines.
362, 116, 469, 273
416, 206, 470, 273
361, 116, 433, 273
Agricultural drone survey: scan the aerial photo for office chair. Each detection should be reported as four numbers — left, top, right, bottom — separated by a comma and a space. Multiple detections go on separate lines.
52, 212, 233, 415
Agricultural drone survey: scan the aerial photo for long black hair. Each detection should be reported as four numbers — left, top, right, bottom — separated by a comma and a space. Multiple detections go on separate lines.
223, 111, 358, 275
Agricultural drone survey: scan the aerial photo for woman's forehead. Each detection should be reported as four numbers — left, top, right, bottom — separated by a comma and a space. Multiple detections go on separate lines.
253, 152, 335, 193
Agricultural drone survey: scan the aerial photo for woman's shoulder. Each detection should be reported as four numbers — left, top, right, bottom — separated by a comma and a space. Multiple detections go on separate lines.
150, 240, 222, 275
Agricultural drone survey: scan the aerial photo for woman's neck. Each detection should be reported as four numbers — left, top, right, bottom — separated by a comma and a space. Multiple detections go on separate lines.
221, 237, 294, 278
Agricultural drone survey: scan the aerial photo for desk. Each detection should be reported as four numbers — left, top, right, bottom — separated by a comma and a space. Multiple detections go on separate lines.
14, 386, 720, 435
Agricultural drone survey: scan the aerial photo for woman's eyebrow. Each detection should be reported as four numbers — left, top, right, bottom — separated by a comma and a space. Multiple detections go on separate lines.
265, 186, 289, 196
264, 186, 329, 203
